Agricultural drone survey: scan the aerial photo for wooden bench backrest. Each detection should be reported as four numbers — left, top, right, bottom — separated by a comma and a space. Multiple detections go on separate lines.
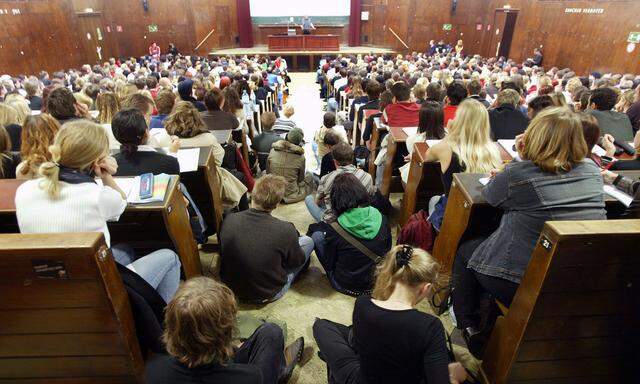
0, 233, 144, 383
482, 220, 640, 383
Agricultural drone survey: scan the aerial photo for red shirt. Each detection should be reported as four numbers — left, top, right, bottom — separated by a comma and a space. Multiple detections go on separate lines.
444, 105, 458, 126
382, 102, 420, 127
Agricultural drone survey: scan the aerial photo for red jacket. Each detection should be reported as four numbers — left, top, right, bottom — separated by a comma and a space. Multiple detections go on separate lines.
382, 101, 420, 127
444, 105, 458, 126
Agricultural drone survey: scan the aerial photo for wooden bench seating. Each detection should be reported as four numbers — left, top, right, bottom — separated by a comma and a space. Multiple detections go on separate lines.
480, 219, 640, 383
433, 171, 640, 276
0, 175, 202, 278
0, 232, 144, 383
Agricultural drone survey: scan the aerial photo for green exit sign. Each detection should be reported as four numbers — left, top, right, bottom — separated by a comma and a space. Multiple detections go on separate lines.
148, 24, 158, 33
443, 24, 453, 31
628, 32, 640, 44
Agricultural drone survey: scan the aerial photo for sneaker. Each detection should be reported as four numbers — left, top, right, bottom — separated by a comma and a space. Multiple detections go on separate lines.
279, 337, 304, 383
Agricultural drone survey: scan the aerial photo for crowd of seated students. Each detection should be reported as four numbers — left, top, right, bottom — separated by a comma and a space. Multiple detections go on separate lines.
1, 45, 640, 384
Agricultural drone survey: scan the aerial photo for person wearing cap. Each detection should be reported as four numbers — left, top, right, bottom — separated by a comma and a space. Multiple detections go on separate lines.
267, 128, 317, 204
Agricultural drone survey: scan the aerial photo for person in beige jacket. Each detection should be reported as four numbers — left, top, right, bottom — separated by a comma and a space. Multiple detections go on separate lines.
160, 101, 248, 209
267, 128, 316, 204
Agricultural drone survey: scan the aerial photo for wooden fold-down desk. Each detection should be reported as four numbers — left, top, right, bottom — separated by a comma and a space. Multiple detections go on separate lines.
268, 34, 340, 51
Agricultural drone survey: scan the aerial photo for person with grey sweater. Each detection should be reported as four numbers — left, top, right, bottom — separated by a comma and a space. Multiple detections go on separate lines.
220, 175, 314, 303
588, 87, 634, 142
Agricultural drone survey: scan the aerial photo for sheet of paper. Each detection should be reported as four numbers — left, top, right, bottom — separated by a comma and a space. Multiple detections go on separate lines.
498, 139, 518, 159
402, 127, 418, 137
592, 144, 607, 157
30, 110, 41, 116
175, 148, 200, 173
479, 177, 490, 186
603, 185, 633, 207
426, 140, 441, 148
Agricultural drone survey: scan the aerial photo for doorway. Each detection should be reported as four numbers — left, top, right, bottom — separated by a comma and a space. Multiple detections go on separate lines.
488, 9, 518, 59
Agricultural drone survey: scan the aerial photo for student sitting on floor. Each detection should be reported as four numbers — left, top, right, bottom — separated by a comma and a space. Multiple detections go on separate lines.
146, 277, 305, 384
319, 131, 340, 179
220, 175, 314, 303
15, 120, 181, 303
310, 173, 391, 296
252, 111, 280, 172
315, 112, 348, 161
306, 143, 375, 223
16, 114, 60, 179
451, 107, 607, 357
112, 108, 180, 176
313, 245, 468, 384
267, 128, 316, 204
273, 104, 298, 135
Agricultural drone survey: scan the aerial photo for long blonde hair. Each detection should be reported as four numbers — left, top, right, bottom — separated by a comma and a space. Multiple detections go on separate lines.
0, 103, 19, 126
6, 98, 31, 125
372, 245, 441, 300
19, 114, 60, 177
96, 92, 121, 124
39, 120, 109, 198
446, 99, 502, 172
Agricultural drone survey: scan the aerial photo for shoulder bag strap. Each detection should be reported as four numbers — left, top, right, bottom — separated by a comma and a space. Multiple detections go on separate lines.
330, 222, 382, 264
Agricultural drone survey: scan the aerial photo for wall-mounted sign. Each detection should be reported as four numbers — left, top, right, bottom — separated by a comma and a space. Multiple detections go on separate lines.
627, 43, 636, 53
628, 32, 640, 44
148, 24, 158, 33
564, 8, 604, 14
443, 23, 452, 31
476, 23, 483, 31
361, 11, 369, 21
116, 25, 123, 32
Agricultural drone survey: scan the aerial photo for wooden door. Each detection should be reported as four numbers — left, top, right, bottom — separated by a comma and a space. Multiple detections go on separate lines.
361, 4, 387, 46
76, 14, 105, 65
488, 9, 519, 59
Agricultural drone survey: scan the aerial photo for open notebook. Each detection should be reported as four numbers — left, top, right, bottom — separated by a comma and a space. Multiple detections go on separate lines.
98, 174, 171, 204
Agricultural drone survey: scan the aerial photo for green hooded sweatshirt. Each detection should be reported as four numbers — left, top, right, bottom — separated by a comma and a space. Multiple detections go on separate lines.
337, 207, 382, 240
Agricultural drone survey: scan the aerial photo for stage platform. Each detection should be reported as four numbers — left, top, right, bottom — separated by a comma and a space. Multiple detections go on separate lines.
209, 45, 395, 71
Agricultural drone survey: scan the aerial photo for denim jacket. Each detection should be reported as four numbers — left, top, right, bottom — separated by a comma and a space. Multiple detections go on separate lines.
467, 160, 606, 283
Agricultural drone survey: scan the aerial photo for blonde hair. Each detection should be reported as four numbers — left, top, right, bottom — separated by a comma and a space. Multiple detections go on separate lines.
163, 277, 237, 368
19, 114, 60, 177
73, 92, 93, 110
96, 92, 121, 124
372, 245, 441, 300
165, 101, 208, 138
0, 103, 20, 126
521, 107, 588, 173
283, 104, 295, 118
496, 89, 520, 107
550, 92, 567, 107
6, 99, 31, 125
252, 174, 286, 211
447, 99, 503, 172
615, 90, 634, 113
39, 120, 109, 198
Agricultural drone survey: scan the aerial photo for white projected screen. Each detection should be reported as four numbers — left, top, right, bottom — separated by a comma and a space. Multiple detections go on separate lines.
249, 0, 350, 17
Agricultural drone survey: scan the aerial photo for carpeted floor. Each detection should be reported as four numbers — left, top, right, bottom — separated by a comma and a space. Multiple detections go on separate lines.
198, 73, 479, 383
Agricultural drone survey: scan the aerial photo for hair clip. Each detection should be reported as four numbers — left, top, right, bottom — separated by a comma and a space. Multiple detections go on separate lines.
395, 245, 413, 268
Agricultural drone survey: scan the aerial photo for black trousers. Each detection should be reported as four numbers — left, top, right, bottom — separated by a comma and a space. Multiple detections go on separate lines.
303, 29, 311, 35
313, 319, 363, 384
451, 237, 519, 329
234, 323, 286, 384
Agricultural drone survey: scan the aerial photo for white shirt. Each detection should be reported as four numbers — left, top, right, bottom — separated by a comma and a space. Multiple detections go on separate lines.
334, 76, 348, 91
16, 180, 127, 247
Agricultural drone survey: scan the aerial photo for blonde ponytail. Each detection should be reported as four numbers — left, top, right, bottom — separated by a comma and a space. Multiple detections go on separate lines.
38, 160, 61, 198
37, 120, 109, 199
372, 245, 442, 301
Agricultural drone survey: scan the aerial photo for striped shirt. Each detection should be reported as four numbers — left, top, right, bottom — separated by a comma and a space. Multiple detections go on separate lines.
317, 165, 376, 222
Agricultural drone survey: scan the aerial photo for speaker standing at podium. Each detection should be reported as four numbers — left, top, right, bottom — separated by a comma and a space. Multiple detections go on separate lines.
300, 16, 316, 35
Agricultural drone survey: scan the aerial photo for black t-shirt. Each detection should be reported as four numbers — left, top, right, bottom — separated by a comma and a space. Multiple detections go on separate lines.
145, 354, 262, 384
114, 151, 180, 176
5, 124, 21, 151
352, 296, 450, 384
28, 96, 43, 111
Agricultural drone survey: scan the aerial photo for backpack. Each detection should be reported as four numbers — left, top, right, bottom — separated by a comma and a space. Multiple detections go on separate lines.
397, 210, 436, 252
